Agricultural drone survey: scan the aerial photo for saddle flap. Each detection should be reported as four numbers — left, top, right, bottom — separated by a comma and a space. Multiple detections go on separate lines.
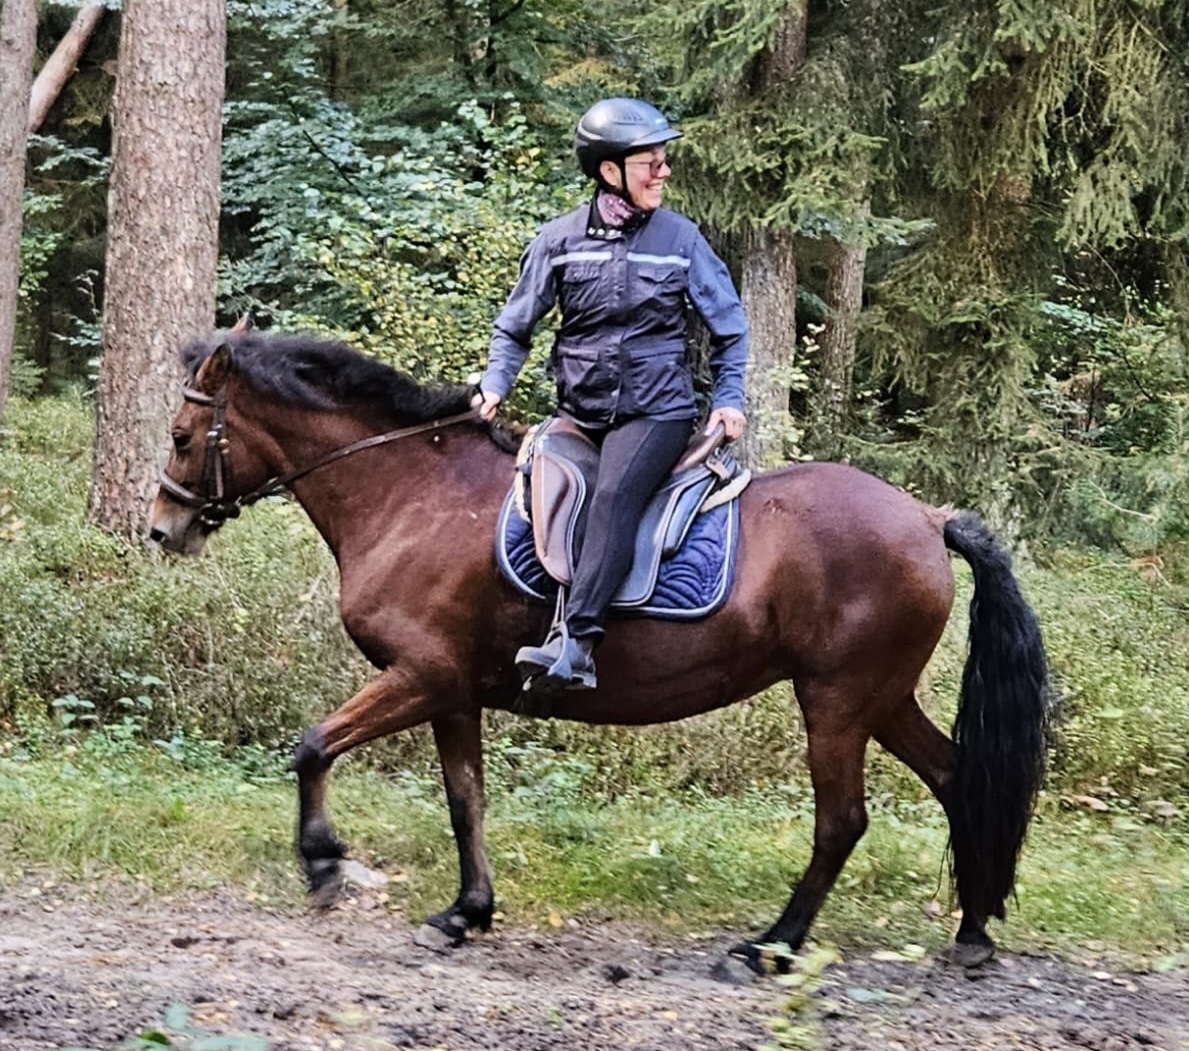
614, 467, 717, 606
529, 419, 598, 585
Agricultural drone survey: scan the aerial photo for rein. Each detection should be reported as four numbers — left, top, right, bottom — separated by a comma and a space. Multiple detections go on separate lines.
159, 383, 478, 528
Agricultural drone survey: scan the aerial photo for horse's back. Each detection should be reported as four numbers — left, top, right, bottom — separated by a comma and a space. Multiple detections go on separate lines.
728, 461, 956, 681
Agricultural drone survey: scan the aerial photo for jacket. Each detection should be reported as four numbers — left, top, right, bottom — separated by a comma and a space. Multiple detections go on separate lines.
481, 199, 748, 427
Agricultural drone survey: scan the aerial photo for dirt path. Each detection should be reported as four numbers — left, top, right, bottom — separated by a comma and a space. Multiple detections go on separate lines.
1, 888, 1185, 1051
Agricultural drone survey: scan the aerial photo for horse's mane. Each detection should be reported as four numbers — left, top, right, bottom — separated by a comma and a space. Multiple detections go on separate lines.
180, 330, 523, 451
181, 330, 473, 420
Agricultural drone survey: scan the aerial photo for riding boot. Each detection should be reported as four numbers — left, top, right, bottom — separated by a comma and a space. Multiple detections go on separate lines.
516, 631, 598, 693
515, 630, 565, 681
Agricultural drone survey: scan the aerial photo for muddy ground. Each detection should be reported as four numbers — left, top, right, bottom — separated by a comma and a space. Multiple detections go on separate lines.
1, 881, 1185, 1051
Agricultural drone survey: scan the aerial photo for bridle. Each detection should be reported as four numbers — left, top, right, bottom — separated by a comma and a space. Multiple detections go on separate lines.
157, 383, 478, 529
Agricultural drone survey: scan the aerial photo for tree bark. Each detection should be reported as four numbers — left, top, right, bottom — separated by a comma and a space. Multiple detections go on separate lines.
814, 206, 869, 458
89, 0, 226, 537
736, 0, 808, 469
0, 0, 38, 422
26, 1, 106, 135
738, 227, 799, 468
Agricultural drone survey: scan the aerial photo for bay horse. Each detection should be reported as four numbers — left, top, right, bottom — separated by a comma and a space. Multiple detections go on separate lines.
147, 328, 1051, 972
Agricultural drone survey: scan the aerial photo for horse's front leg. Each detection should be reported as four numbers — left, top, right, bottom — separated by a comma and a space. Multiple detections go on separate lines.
425, 711, 494, 942
292, 666, 443, 908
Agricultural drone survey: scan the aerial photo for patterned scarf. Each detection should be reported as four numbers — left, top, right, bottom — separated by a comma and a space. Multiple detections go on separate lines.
596, 187, 646, 228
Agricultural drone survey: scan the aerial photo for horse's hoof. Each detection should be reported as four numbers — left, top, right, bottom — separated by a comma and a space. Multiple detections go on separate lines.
728, 940, 794, 976
306, 858, 344, 910
942, 938, 996, 968
710, 954, 760, 985
425, 907, 471, 946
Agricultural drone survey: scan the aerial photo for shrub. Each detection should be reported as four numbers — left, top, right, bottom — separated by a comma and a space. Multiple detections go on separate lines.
1, 396, 1186, 813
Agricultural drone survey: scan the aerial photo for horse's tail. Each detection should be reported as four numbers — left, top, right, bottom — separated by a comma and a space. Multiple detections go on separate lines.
943, 510, 1052, 922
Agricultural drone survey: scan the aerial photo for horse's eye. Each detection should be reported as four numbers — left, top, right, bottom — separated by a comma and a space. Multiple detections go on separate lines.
172, 430, 191, 452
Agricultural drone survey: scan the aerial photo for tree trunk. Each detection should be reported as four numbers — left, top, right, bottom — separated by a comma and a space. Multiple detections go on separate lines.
814, 208, 869, 458
89, 0, 226, 537
444, 0, 476, 86
26, 1, 106, 135
0, 0, 38, 422
736, 0, 808, 469
738, 227, 799, 468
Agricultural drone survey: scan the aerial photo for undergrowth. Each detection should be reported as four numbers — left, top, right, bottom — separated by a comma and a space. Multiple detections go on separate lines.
0, 393, 1187, 965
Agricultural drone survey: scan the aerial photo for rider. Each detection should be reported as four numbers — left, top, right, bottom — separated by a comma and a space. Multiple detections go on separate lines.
474, 97, 749, 694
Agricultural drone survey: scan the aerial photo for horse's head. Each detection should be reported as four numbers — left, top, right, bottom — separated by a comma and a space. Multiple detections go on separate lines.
147, 335, 272, 554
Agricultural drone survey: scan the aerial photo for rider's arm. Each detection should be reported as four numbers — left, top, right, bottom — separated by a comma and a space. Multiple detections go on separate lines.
479, 235, 558, 405
687, 233, 748, 438
686, 233, 748, 416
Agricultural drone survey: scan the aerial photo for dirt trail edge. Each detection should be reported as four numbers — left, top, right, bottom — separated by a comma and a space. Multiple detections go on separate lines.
1, 892, 1185, 1051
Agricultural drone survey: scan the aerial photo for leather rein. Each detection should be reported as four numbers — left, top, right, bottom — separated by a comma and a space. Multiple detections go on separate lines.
158, 383, 478, 528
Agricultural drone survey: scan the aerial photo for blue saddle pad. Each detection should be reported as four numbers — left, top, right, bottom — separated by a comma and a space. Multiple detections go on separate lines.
494, 492, 739, 621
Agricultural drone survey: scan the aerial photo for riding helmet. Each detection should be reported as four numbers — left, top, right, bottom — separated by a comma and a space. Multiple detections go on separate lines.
574, 98, 682, 179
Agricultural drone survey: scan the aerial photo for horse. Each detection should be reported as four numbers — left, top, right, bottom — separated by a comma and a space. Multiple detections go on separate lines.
147, 327, 1052, 973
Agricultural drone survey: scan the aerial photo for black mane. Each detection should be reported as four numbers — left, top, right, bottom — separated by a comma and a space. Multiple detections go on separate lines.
180, 330, 475, 425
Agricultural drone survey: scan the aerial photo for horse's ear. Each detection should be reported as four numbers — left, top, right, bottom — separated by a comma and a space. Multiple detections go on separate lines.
230, 312, 255, 334
194, 343, 234, 395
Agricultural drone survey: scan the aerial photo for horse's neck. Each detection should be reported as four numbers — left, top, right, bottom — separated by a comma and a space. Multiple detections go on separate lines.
260, 406, 506, 557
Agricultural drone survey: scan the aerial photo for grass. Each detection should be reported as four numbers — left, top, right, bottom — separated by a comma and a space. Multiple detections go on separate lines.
1, 741, 1185, 969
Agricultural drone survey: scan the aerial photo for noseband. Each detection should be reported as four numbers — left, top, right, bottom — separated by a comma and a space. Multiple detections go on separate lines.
158, 383, 478, 529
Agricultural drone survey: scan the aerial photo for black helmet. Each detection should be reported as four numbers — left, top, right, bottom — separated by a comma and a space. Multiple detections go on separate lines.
574, 98, 682, 179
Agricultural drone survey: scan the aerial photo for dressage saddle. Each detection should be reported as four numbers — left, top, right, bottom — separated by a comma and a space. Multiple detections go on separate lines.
517, 416, 749, 607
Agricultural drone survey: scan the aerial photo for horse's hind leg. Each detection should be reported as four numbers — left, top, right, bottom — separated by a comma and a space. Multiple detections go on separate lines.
733, 713, 869, 972
425, 711, 494, 942
874, 694, 995, 964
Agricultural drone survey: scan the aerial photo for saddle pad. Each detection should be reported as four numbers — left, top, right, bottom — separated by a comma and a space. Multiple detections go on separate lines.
495, 491, 739, 621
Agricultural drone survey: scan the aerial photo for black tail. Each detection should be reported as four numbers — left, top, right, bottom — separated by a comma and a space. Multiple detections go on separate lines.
943, 510, 1052, 922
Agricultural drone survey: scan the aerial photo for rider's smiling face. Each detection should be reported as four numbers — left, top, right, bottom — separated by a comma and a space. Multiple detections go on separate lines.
601, 147, 671, 210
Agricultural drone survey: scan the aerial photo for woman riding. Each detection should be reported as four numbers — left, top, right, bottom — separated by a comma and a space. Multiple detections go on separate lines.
474, 97, 749, 696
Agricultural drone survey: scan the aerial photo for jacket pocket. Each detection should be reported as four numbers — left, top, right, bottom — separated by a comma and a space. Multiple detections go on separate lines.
632, 263, 687, 315
555, 345, 617, 418
622, 345, 694, 416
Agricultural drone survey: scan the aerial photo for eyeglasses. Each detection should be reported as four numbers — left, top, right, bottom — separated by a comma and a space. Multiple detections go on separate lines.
624, 155, 670, 175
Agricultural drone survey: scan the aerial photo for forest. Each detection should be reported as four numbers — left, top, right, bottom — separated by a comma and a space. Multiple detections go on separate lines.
0, 3, 1186, 1048
6, 0, 1187, 539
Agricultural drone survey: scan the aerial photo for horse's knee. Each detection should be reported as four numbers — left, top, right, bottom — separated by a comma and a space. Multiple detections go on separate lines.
292, 726, 329, 777
817, 803, 868, 855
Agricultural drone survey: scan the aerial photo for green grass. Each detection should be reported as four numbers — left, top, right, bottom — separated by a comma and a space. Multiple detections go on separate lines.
1, 743, 1184, 967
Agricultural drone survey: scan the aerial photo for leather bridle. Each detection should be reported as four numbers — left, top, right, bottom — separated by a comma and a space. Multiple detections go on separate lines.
158, 383, 478, 530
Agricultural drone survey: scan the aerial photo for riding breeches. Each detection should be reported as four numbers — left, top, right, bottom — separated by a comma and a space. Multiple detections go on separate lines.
563, 415, 692, 642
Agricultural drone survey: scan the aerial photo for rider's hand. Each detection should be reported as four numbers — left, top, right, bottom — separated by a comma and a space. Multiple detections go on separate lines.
706, 407, 746, 442
471, 389, 502, 422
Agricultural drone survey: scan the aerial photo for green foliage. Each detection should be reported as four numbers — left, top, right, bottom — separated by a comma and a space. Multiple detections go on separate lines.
18, 126, 111, 390
657, 0, 928, 246
220, 16, 582, 417
0, 397, 371, 751
272, 100, 580, 412
1031, 551, 1189, 808
3, 394, 1188, 819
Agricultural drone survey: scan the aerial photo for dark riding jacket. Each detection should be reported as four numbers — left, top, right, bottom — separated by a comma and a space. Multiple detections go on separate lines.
482, 199, 748, 427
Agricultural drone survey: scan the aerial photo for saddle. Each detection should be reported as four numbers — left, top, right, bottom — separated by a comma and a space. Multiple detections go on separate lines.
498, 416, 750, 613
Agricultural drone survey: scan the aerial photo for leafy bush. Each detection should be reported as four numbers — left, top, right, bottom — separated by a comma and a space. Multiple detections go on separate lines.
2, 397, 1187, 816
0, 397, 371, 754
